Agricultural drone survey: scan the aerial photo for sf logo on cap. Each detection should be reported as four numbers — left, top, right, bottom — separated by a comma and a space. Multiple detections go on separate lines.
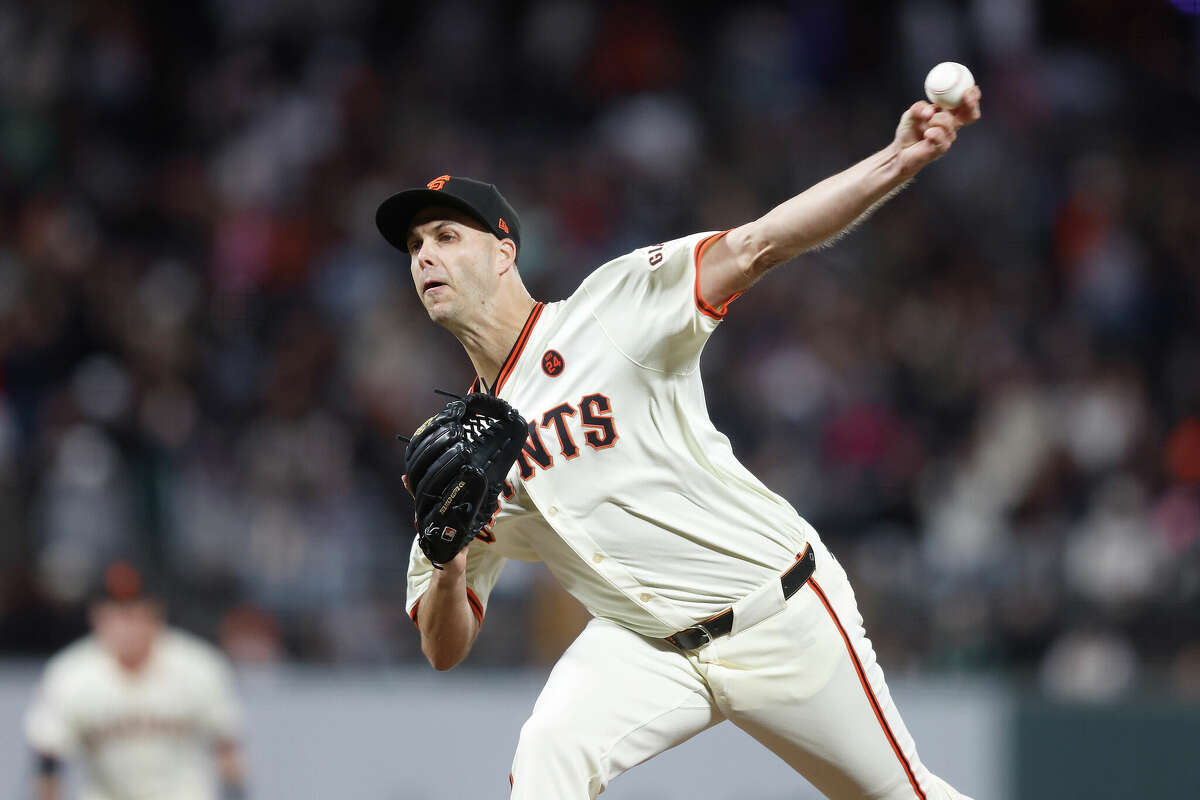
427, 174, 451, 191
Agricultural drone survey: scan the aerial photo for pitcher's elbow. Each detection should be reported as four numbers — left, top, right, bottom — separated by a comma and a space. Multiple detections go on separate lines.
423, 641, 466, 671
731, 225, 784, 280
430, 656, 458, 672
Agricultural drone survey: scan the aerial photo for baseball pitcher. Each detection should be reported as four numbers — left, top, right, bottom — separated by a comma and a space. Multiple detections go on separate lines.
381, 87, 982, 798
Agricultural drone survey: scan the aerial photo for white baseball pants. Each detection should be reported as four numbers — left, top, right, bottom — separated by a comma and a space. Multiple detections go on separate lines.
509, 536, 971, 799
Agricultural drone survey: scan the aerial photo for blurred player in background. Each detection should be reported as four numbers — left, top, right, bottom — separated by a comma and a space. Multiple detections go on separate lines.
24, 562, 247, 800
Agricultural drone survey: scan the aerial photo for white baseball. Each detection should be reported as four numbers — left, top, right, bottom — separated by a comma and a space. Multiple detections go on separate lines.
924, 62, 974, 109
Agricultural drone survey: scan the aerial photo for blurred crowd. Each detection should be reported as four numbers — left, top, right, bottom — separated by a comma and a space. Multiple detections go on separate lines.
0, 0, 1198, 700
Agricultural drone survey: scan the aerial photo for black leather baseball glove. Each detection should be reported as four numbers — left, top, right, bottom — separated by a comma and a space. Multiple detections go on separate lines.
403, 393, 528, 566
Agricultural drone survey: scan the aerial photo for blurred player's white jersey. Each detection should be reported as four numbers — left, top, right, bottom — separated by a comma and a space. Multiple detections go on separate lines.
25, 629, 241, 800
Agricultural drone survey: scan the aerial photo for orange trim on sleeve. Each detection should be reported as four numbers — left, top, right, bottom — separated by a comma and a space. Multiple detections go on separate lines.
409, 599, 421, 630
409, 586, 485, 630
465, 587, 485, 624
693, 230, 741, 320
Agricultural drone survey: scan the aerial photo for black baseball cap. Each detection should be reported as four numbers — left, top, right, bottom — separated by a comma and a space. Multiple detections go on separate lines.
376, 175, 521, 255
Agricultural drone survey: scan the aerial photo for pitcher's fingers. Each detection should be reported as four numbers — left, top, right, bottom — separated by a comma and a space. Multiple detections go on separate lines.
923, 125, 953, 152
955, 87, 982, 123
929, 109, 959, 132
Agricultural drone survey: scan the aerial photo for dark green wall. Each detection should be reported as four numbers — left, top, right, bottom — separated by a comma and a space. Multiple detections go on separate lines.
1015, 698, 1200, 799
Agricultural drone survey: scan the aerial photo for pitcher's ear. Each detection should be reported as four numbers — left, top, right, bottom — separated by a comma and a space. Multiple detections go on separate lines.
496, 237, 518, 274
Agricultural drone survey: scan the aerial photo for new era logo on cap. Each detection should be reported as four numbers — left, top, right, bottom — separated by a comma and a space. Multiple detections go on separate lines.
376, 176, 522, 255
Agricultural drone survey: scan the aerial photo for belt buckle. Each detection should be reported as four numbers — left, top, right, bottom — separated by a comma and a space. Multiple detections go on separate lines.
691, 623, 714, 648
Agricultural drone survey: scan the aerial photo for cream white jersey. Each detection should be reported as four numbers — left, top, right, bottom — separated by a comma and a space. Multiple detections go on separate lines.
24, 629, 241, 800
406, 231, 819, 638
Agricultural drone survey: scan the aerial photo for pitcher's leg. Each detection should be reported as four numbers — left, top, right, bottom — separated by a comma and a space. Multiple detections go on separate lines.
510, 617, 723, 799
710, 539, 971, 800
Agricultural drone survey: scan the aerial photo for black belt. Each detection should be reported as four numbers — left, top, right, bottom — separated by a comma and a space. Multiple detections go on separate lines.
665, 544, 815, 651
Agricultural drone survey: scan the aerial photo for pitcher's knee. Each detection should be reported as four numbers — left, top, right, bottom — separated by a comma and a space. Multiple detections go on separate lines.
514, 712, 606, 785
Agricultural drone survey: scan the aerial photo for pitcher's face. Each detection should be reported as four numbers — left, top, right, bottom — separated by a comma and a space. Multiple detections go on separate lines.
407, 208, 502, 326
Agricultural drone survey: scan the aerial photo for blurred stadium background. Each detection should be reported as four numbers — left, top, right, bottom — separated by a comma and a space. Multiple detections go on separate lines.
1, 0, 1199, 797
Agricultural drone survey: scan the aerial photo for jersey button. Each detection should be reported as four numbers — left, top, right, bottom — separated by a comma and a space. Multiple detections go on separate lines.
592, 553, 605, 563
639, 592, 652, 603
547, 505, 559, 516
